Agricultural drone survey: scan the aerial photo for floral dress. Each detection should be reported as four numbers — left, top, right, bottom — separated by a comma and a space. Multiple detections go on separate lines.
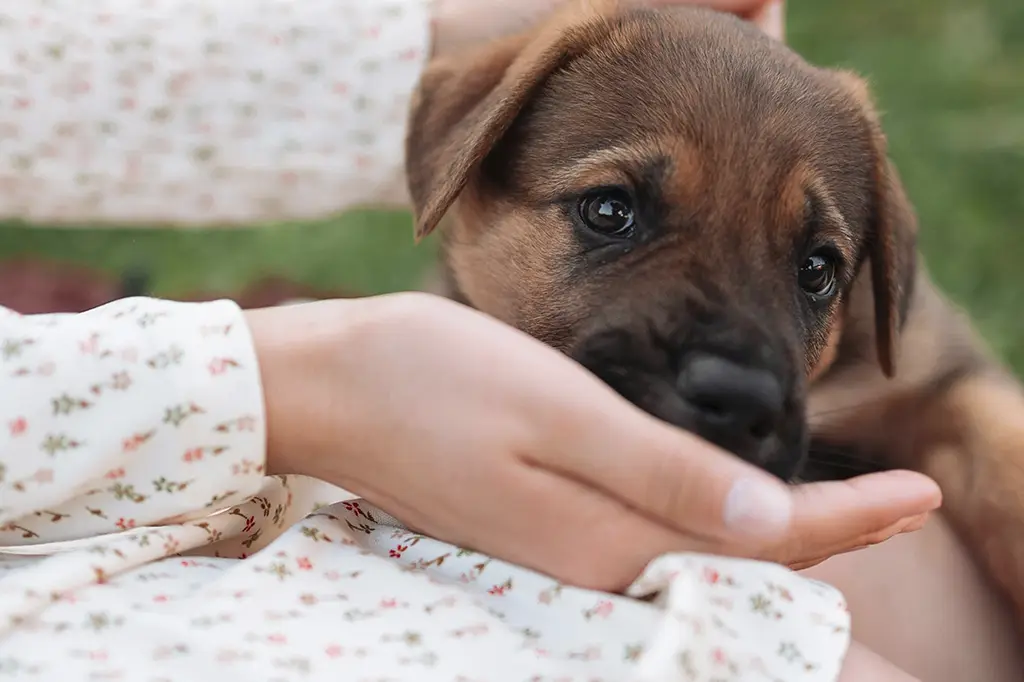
0, 1, 851, 680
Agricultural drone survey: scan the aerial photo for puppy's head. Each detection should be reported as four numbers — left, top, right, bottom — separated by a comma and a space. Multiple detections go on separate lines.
406, 1, 917, 481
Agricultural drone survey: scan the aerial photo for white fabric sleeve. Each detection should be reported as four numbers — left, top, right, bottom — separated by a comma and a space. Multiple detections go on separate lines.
0, 0, 433, 226
0, 298, 266, 544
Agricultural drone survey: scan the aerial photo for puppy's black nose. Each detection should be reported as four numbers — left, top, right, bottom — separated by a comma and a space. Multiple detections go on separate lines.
676, 353, 784, 454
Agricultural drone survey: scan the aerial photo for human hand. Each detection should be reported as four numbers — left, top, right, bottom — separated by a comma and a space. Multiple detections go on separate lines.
249, 293, 940, 592
431, 0, 785, 56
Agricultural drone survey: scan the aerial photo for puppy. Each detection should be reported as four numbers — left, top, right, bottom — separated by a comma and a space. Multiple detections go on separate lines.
404, 0, 1024, 635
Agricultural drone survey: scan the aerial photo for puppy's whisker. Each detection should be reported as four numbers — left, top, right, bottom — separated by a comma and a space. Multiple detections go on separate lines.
805, 450, 880, 467
805, 440, 885, 467
800, 444, 888, 478
804, 458, 877, 473
807, 401, 881, 421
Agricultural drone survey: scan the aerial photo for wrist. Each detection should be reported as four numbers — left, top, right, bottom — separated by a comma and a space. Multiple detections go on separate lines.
245, 300, 362, 479
245, 294, 432, 482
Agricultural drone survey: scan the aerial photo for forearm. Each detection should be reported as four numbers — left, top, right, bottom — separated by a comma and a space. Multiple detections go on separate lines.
0, 0, 432, 227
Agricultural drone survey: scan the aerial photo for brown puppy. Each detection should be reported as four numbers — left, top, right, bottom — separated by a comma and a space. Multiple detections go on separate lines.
404, 0, 1024, 635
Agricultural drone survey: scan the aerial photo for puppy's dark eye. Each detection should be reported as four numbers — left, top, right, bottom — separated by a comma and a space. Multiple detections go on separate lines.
578, 190, 635, 237
798, 253, 837, 299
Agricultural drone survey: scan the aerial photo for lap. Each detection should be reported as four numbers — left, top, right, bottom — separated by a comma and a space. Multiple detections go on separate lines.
803, 513, 1023, 682
0, 492, 853, 682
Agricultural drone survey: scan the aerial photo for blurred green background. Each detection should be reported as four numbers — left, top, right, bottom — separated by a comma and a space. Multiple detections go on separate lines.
1, 0, 1021, 371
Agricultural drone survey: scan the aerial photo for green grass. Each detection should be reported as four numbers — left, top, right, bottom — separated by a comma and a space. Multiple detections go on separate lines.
1, 0, 1021, 371
790, 0, 1024, 373
0, 211, 435, 297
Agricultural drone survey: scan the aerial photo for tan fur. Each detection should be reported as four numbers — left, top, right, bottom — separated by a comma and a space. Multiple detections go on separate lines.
828, 70, 920, 378
809, 314, 843, 382
404, 1, 1024, 638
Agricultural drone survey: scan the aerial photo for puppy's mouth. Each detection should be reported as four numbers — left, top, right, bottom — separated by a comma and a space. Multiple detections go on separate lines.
571, 332, 808, 482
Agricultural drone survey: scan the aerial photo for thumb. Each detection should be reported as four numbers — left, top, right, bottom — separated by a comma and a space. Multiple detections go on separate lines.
529, 396, 795, 545
770, 470, 942, 565
744, 0, 785, 41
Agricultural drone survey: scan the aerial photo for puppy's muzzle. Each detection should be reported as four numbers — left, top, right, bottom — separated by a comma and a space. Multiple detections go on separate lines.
569, 308, 806, 480
677, 353, 785, 459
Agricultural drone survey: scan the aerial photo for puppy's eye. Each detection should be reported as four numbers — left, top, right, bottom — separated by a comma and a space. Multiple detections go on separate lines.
798, 253, 837, 299
578, 190, 635, 237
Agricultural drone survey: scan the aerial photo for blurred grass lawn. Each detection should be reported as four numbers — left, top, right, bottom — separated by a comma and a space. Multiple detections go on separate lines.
1, 0, 1021, 371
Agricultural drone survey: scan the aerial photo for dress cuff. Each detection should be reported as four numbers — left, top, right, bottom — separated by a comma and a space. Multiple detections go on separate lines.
0, 298, 266, 545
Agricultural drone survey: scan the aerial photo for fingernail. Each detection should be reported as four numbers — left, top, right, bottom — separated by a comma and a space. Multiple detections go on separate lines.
724, 477, 793, 538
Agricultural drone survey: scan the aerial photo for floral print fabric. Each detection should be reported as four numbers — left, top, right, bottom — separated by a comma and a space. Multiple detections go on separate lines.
0, 0, 431, 226
0, 299, 265, 542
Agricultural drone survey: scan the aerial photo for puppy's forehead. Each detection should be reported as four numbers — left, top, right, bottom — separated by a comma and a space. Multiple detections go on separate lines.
503, 9, 874, 221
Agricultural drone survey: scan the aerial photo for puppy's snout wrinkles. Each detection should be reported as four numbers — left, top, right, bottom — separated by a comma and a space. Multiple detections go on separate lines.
676, 353, 785, 457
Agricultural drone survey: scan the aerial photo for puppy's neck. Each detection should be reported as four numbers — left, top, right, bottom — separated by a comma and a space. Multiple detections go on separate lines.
431, 249, 473, 307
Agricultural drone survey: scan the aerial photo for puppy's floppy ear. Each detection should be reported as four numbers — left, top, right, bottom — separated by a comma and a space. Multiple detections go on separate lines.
404, 0, 621, 240
834, 71, 919, 378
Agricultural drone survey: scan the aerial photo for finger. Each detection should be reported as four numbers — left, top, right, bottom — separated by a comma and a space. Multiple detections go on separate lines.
520, 466, 710, 591
362, 442, 716, 594
859, 512, 931, 545
529, 397, 794, 546
774, 470, 941, 564
785, 512, 932, 571
898, 512, 930, 533
640, 0, 775, 13
743, 0, 784, 41
644, 0, 787, 42
793, 470, 941, 536
643, 0, 785, 39
849, 511, 932, 552
463, 462, 720, 593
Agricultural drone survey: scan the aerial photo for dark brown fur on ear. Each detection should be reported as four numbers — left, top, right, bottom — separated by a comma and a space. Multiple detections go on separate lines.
833, 71, 919, 377
404, 0, 622, 240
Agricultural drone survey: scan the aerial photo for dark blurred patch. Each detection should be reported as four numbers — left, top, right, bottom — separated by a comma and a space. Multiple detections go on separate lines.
0, 258, 358, 314
0, 259, 119, 314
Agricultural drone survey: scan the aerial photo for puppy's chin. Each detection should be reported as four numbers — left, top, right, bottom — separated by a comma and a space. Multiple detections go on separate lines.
579, 364, 808, 482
